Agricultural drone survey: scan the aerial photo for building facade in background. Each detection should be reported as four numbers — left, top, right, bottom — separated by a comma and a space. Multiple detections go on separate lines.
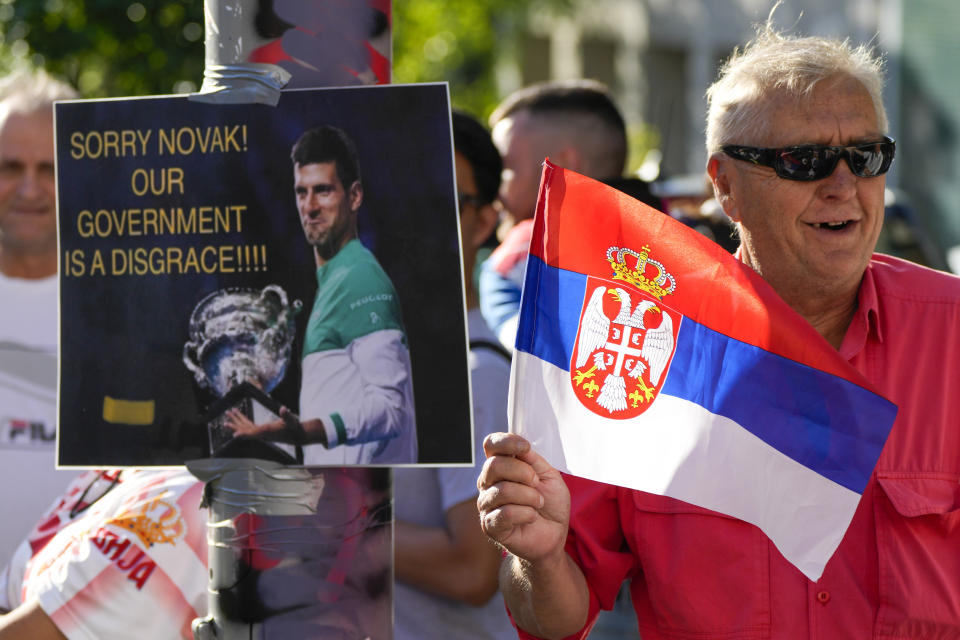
496, 0, 957, 271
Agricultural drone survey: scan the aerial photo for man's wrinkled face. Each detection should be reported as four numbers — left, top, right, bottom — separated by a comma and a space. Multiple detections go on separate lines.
712, 76, 887, 303
294, 161, 360, 261
0, 110, 57, 257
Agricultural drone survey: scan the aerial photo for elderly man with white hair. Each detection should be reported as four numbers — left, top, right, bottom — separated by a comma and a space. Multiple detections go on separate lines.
478, 20, 960, 640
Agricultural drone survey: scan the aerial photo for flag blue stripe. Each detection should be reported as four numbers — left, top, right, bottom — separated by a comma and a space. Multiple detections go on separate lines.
515, 254, 586, 363
516, 255, 894, 494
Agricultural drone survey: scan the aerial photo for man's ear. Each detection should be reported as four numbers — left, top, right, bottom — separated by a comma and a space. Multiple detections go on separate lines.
348, 181, 363, 211
471, 203, 499, 250
707, 153, 740, 223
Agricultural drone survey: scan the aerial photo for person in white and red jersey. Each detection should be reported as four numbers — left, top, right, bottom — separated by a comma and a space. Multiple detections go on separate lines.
0, 469, 208, 640
0, 463, 393, 640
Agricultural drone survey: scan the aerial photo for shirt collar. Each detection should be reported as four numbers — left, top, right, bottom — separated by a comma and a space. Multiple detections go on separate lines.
839, 261, 882, 360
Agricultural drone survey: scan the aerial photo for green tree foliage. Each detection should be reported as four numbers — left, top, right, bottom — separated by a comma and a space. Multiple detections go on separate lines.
1, 0, 549, 108
0, 0, 659, 166
393, 0, 658, 170
0, 0, 205, 97
393, 0, 571, 121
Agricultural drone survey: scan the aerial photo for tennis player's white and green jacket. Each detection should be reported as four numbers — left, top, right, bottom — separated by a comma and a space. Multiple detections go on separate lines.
299, 239, 417, 464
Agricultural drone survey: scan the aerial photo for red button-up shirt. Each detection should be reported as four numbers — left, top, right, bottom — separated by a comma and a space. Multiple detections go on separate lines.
515, 254, 960, 639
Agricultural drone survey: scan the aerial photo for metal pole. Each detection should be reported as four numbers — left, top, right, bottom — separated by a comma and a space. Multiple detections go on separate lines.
188, 4, 395, 636
188, 459, 392, 639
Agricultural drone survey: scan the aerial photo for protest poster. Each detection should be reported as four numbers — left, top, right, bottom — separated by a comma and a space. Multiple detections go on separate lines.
55, 83, 470, 467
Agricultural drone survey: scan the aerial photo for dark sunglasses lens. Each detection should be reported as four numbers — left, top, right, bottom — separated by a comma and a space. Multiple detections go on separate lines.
776, 148, 838, 181
849, 142, 893, 177
776, 142, 893, 180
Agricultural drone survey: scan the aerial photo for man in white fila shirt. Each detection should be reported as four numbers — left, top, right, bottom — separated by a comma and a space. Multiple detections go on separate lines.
227, 124, 417, 464
0, 67, 79, 564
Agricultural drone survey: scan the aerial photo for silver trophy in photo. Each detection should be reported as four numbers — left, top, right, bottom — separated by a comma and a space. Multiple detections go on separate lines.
183, 284, 302, 454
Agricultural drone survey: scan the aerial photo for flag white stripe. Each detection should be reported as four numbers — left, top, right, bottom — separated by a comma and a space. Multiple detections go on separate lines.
509, 350, 861, 581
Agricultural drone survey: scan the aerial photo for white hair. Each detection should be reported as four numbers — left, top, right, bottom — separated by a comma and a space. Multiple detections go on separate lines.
0, 66, 78, 127
705, 21, 887, 155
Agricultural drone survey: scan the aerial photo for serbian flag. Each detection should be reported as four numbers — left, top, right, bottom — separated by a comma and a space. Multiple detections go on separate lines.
510, 161, 897, 581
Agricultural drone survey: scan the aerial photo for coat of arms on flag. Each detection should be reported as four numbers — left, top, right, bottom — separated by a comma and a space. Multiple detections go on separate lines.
571, 246, 679, 417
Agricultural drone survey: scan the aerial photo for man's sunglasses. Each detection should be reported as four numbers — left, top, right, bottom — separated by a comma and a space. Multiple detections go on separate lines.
722, 136, 895, 181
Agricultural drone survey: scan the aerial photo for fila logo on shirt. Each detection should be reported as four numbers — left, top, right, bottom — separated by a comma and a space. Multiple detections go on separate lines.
570, 246, 680, 418
0, 416, 54, 447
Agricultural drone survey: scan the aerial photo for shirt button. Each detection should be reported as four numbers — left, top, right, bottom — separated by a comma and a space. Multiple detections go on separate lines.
816, 590, 831, 604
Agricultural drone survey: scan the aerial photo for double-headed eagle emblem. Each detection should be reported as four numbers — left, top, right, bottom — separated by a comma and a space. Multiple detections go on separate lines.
571, 246, 678, 417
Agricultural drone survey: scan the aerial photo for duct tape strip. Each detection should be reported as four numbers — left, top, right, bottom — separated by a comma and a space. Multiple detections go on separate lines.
191, 63, 291, 106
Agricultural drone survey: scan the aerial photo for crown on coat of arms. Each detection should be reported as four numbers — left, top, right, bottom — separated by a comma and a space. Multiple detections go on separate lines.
606, 245, 676, 300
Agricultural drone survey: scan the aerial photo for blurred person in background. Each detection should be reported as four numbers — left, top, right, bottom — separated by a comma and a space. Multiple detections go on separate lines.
479, 80, 659, 352
393, 110, 514, 640
0, 67, 80, 565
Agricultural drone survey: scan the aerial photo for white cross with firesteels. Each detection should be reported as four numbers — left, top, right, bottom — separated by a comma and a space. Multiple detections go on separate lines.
603, 324, 644, 377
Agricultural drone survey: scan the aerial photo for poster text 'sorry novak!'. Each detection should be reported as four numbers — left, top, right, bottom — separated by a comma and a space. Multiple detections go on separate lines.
68, 125, 248, 159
